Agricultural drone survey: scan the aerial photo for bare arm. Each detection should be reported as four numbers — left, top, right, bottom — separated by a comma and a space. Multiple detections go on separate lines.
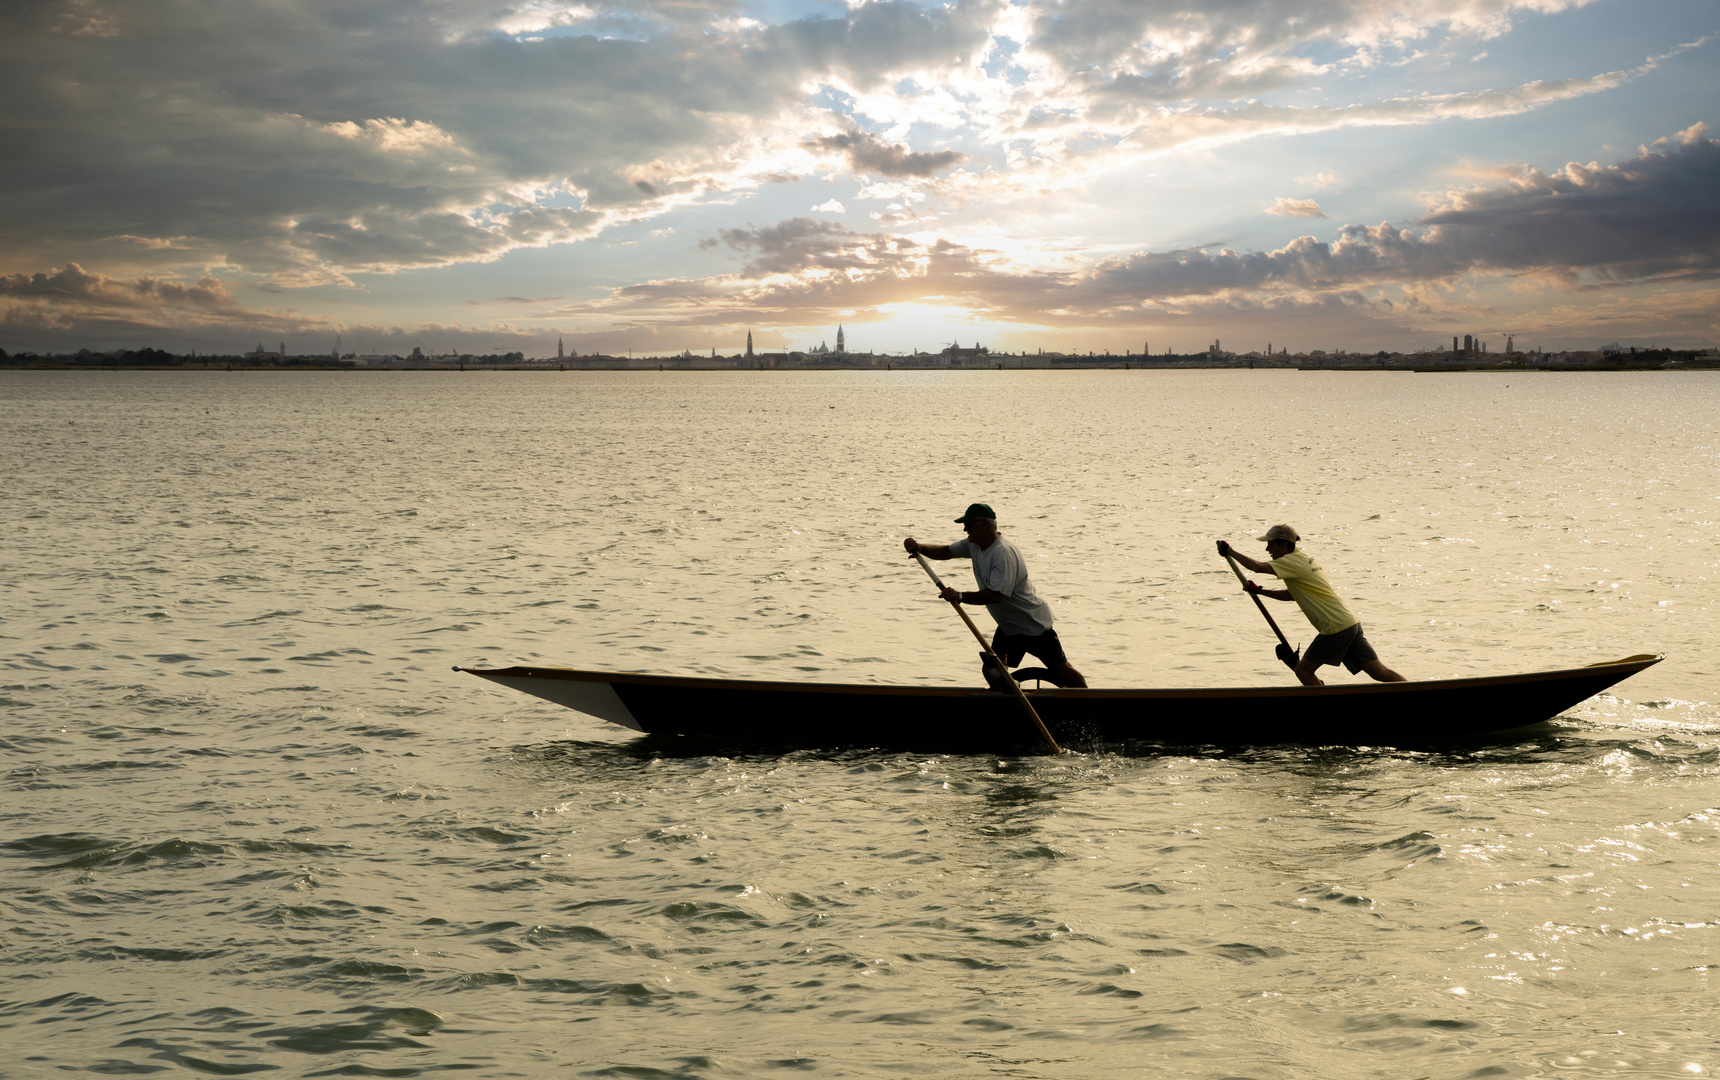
902, 538, 1002, 604
904, 537, 954, 560
1217, 539, 1275, 575
1216, 540, 1291, 599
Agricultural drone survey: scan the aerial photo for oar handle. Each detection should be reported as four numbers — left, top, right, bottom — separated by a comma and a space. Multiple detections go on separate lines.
912, 551, 949, 592
911, 551, 1064, 755
1222, 551, 1252, 589
1222, 552, 1295, 652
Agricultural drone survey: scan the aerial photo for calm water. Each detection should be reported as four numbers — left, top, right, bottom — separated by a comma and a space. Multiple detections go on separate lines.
2, 369, 1716, 1078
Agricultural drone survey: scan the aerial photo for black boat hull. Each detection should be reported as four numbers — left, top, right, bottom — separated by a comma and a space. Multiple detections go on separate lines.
458, 654, 1662, 751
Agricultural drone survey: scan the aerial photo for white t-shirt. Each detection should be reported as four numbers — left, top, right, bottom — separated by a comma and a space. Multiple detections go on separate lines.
948, 533, 1056, 636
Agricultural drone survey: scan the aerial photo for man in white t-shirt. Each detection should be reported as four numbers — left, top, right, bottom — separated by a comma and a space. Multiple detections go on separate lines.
904, 503, 1087, 688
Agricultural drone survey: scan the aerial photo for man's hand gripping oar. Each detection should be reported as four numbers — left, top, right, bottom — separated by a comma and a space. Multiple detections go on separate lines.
1216, 541, 1301, 671
910, 552, 1065, 756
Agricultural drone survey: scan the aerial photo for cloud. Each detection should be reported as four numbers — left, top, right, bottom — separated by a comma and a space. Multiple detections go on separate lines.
1075, 133, 1720, 302
1017, 0, 1603, 78
111, 235, 197, 250
805, 129, 968, 178
0, 262, 335, 347
1036, 64, 1647, 162
0, 0, 997, 287
1005, 0, 1613, 131
977, 22, 1709, 195
321, 116, 462, 154
699, 217, 921, 279
1411, 128, 1720, 285
5, 0, 1686, 299
0, 260, 574, 354
0, 263, 247, 314
560, 130, 1720, 335
1267, 197, 1327, 218
2, 1, 1710, 353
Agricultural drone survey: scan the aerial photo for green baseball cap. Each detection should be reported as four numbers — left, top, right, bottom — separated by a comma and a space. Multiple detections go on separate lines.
954, 502, 996, 523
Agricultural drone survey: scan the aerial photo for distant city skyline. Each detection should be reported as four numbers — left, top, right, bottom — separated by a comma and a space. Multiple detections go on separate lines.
1, 1, 1715, 356
20, 330, 1702, 368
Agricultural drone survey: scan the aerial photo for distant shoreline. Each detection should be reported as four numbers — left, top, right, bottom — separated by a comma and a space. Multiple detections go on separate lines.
3, 360, 1716, 373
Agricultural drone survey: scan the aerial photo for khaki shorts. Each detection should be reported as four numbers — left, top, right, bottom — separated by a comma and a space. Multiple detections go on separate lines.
1303, 623, 1378, 674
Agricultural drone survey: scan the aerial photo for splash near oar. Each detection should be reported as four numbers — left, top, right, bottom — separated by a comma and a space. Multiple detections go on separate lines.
1221, 550, 1301, 671
911, 552, 1064, 756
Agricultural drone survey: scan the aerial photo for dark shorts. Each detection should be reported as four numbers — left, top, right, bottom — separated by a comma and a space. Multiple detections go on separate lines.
990, 627, 1069, 670
1302, 623, 1379, 674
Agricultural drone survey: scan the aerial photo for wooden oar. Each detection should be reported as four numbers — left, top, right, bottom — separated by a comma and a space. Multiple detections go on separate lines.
1222, 552, 1301, 671
911, 552, 1064, 755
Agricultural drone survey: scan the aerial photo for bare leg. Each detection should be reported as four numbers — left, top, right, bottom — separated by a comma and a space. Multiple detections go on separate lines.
987, 631, 1087, 688
1294, 654, 1325, 687
1359, 658, 1406, 683
1050, 662, 1087, 689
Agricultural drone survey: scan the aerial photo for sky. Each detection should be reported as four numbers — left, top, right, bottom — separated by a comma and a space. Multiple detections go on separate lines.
1, 0, 1715, 358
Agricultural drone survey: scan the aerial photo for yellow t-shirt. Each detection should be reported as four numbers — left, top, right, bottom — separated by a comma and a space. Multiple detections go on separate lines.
1270, 550, 1359, 636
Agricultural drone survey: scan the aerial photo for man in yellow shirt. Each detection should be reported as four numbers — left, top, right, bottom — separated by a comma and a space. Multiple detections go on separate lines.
1217, 525, 1405, 687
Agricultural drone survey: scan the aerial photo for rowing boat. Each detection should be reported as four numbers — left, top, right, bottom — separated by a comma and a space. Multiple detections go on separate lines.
456, 654, 1663, 751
